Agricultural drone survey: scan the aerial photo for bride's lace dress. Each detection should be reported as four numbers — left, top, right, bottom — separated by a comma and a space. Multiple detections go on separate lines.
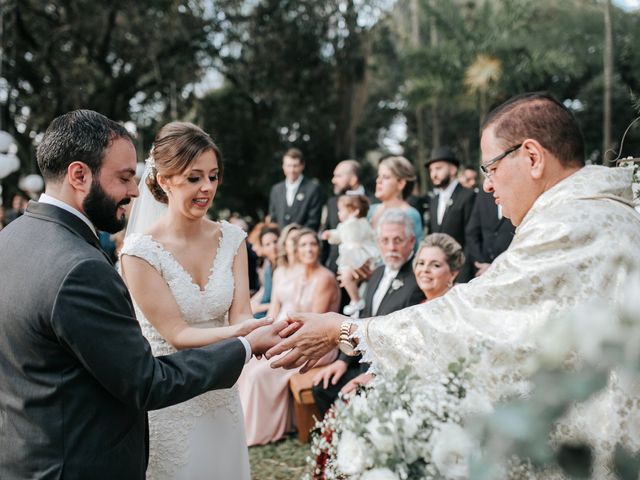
120, 221, 250, 480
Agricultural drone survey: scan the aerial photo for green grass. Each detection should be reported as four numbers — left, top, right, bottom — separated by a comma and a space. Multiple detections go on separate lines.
249, 435, 310, 480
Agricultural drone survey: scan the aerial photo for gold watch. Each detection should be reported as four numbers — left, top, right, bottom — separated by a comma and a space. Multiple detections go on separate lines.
337, 320, 358, 356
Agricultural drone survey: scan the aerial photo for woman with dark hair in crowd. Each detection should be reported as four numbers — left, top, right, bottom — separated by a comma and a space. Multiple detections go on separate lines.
250, 225, 280, 319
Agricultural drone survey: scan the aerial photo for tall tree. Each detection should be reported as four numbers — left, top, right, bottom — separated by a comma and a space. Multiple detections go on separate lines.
1, 0, 214, 172
199, 0, 399, 217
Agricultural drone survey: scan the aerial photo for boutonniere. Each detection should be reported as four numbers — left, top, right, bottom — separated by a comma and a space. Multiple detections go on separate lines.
296, 192, 305, 202
446, 199, 454, 208
391, 278, 404, 291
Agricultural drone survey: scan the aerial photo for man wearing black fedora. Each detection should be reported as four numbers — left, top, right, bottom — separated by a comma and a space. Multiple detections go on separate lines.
425, 146, 476, 282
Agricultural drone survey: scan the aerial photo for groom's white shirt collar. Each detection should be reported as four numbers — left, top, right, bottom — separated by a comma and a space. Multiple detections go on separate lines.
39, 193, 98, 238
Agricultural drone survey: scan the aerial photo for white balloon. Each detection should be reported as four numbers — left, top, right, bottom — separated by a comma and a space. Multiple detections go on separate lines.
0, 153, 20, 179
0, 131, 14, 153
19, 174, 44, 193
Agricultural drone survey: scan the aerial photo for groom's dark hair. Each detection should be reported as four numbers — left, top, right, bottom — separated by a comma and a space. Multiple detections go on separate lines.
37, 110, 133, 182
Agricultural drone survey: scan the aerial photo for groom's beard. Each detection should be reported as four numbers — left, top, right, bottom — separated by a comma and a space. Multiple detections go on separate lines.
83, 180, 131, 234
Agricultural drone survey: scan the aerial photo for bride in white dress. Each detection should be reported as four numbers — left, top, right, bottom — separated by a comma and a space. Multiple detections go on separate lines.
120, 122, 260, 480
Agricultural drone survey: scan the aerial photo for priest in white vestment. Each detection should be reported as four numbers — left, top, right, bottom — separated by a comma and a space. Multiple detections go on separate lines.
268, 93, 640, 477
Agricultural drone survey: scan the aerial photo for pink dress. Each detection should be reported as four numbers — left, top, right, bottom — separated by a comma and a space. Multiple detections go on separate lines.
238, 266, 339, 446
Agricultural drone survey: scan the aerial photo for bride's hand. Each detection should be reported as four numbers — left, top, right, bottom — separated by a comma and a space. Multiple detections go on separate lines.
233, 317, 274, 338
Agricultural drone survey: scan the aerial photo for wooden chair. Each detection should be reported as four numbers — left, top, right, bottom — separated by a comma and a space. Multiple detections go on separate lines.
289, 367, 325, 443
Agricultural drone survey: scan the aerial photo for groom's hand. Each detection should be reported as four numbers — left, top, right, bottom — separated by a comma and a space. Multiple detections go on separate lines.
245, 320, 289, 357
265, 312, 345, 372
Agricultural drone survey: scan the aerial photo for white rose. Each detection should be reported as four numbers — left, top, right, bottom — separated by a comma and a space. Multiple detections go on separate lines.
431, 423, 473, 480
390, 409, 417, 437
571, 303, 622, 363
620, 273, 640, 322
361, 467, 399, 480
536, 315, 574, 367
459, 390, 494, 417
626, 403, 640, 448
337, 430, 368, 475
366, 418, 395, 453
349, 393, 369, 416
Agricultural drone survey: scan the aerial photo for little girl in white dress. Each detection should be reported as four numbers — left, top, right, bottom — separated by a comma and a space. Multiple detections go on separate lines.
322, 195, 379, 316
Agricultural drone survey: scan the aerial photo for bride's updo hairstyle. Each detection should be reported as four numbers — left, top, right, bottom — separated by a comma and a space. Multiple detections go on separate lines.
146, 122, 223, 204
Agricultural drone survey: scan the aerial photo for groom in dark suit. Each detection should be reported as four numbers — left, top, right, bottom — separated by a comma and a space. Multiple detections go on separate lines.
311, 209, 424, 413
0, 110, 283, 480
268, 148, 325, 230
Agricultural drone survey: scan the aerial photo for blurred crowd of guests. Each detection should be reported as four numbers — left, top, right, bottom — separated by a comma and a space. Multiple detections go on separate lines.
233, 146, 516, 445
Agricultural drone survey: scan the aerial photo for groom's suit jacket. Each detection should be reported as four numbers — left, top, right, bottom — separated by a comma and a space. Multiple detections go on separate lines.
0, 202, 247, 480
268, 176, 325, 230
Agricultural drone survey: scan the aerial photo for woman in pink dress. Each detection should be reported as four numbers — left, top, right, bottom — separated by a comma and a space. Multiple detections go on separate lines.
238, 227, 340, 445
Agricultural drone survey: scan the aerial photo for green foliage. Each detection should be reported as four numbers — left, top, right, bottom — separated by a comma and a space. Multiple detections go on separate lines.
3, 0, 640, 213
0, 0, 215, 202
397, 0, 640, 167
197, 0, 400, 217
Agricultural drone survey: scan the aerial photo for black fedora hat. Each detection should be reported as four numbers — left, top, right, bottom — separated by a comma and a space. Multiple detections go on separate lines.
425, 146, 460, 167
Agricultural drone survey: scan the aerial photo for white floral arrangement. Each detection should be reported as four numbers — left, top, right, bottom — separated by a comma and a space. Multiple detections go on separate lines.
305, 353, 486, 480
468, 272, 640, 479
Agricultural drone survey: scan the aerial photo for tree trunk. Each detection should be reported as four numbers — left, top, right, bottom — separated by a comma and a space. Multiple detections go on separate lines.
410, 0, 428, 193
603, 0, 613, 164
429, 0, 440, 152
334, 1, 370, 162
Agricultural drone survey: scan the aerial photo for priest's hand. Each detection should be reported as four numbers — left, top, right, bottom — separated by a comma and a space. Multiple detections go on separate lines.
266, 312, 344, 372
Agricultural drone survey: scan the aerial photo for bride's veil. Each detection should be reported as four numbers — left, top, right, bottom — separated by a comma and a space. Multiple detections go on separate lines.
124, 157, 167, 239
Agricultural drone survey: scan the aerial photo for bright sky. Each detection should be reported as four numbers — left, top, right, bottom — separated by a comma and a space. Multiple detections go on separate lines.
614, 0, 640, 10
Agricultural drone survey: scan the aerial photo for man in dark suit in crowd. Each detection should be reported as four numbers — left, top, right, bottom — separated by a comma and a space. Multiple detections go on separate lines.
323, 159, 367, 273
426, 146, 476, 282
0, 110, 284, 480
458, 165, 479, 192
311, 209, 424, 414
465, 187, 516, 277
268, 148, 325, 230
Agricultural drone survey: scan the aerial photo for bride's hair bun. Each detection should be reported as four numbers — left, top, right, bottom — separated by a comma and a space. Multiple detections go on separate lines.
146, 122, 223, 205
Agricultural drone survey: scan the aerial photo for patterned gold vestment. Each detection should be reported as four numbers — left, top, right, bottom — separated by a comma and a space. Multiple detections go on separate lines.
356, 165, 640, 478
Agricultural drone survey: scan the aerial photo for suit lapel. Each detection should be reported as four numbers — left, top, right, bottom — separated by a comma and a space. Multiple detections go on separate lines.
25, 201, 114, 265
377, 260, 412, 314
292, 178, 307, 205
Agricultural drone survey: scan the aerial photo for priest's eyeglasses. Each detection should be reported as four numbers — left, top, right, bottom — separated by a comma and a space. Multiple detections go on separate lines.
480, 144, 522, 179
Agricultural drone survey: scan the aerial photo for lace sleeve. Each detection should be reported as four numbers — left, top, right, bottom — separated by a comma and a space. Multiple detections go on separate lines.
119, 233, 162, 272
220, 221, 248, 258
